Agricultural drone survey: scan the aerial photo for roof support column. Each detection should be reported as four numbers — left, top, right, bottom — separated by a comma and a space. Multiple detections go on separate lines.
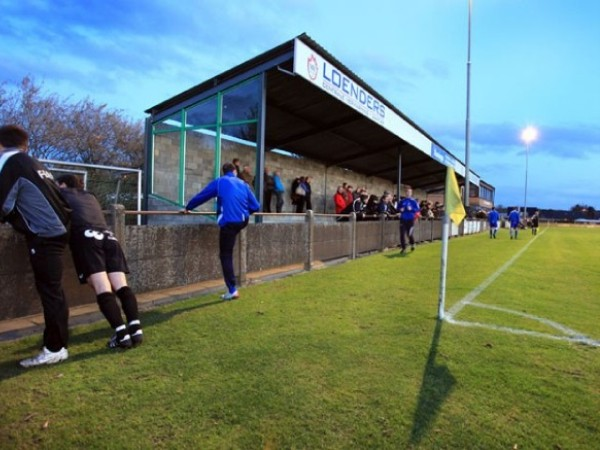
396, 148, 403, 200
256, 72, 267, 221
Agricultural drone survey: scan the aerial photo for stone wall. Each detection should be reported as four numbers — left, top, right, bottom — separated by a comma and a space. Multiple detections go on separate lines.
0, 216, 484, 322
149, 138, 424, 216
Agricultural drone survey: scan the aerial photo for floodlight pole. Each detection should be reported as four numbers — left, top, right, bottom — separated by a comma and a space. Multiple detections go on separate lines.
520, 126, 537, 226
524, 142, 529, 224
463, 0, 472, 210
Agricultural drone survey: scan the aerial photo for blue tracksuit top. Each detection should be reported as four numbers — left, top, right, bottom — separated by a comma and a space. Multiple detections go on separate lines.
398, 197, 420, 220
488, 210, 499, 227
509, 210, 520, 227
185, 172, 260, 227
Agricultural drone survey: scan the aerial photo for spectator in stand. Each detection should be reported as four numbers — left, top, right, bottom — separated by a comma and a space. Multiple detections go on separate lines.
377, 191, 395, 219
294, 176, 308, 213
433, 201, 442, 218
508, 208, 521, 239
334, 185, 347, 214
488, 206, 500, 239
352, 192, 369, 220
290, 176, 301, 208
304, 176, 313, 211
263, 166, 275, 213
397, 187, 420, 253
232, 158, 242, 178
344, 185, 354, 207
354, 186, 366, 201
389, 195, 399, 216
239, 165, 254, 186
365, 194, 380, 218
272, 170, 285, 213
420, 200, 434, 220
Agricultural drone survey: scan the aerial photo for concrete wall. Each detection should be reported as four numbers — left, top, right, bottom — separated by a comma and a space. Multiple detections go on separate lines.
0, 215, 486, 322
148, 142, 426, 218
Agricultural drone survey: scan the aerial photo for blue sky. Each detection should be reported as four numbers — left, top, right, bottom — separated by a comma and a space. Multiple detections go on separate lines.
3, 0, 599, 210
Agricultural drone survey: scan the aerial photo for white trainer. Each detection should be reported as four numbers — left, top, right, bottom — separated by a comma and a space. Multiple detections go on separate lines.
221, 290, 240, 301
19, 347, 68, 368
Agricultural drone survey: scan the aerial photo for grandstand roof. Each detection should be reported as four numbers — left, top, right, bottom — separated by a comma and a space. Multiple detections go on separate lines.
147, 33, 480, 192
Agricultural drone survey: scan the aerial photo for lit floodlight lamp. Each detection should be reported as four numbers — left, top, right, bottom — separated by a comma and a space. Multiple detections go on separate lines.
520, 125, 538, 225
521, 126, 538, 145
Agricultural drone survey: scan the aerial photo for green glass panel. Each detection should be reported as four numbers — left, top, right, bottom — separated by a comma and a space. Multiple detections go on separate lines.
184, 128, 217, 210
222, 78, 260, 123
152, 132, 180, 202
186, 97, 218, 128
154, 112, 183, 132
221, 123, 257, 144
220, 132, 257, 191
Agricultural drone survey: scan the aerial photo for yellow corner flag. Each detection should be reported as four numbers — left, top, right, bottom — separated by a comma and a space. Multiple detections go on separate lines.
445, 167, 466, 225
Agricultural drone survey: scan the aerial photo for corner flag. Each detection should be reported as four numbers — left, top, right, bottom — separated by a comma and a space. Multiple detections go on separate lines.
445, 167, 466, 225
438, 167, 467, 320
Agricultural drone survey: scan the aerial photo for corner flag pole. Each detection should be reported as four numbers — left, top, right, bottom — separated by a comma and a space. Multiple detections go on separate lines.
438, 213, 451, 320
438, 167, 466, 320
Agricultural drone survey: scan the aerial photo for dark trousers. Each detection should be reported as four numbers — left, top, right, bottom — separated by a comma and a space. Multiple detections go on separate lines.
400, 219, 415, 250
26, 235, 70, 351
274, 191, 284, 213
219, 220, 248, 294
263, 190, 273, 213
295, 196, 306, 213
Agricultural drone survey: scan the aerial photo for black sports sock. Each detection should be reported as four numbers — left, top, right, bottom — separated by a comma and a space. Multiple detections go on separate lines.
115, 286, 139, 324
96, 292, 125, 329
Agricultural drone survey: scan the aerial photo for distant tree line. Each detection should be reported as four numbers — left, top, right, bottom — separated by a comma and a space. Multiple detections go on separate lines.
498, 204, 598, 222
0, 76, 144, 167
0, 77, 144, 211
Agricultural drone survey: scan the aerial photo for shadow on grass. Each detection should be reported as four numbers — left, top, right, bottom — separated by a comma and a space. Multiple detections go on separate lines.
408, 318, 456, 447
0, 298, 223, 382
385, 250, 409, 259
68, 297, 224, 347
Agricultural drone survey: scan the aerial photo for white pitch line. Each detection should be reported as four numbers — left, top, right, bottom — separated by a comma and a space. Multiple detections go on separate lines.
444, 229, 600, 347
445, 317, 600, 347
446, 230, 542, 319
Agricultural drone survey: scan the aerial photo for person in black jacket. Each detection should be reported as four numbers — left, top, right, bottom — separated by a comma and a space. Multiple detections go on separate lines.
0, 125, 71, 367
57, 174, 143, 349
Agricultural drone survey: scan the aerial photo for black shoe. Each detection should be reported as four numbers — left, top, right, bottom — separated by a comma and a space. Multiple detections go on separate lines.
130, 329, 143, 347
128, 321, 143, 347
107, 333, 132, 349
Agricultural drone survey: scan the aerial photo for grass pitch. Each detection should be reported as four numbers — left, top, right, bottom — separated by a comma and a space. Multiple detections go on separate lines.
0, 225, 598, 449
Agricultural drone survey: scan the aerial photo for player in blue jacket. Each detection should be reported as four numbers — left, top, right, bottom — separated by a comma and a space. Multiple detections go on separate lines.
397, 187, 420, 253
508, 208, 521, 239
184, 162, 260, 300
488, 206, 500, 239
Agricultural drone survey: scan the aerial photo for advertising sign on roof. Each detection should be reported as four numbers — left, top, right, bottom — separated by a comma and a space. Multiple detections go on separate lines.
293, 38, 478, 185
293, 38, 431, 156
431, 143, 462, 175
